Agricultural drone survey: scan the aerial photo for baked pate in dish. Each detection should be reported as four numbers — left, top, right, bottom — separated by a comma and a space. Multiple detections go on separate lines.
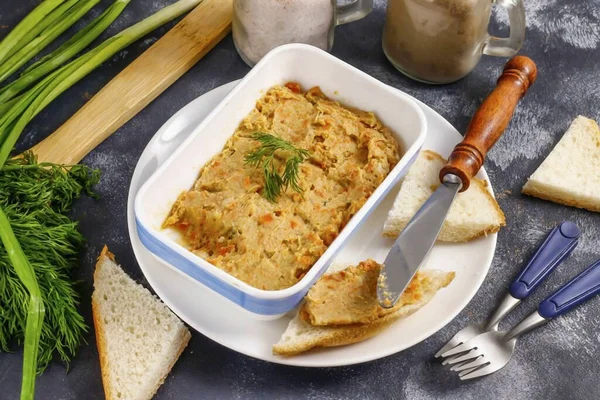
163, 83, 401, 290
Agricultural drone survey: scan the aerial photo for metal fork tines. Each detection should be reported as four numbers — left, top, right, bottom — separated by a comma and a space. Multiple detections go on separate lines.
440, 257, 600, 380
434, 221, 580, 358
434, 294, 520, 358
442, 312, 546, 379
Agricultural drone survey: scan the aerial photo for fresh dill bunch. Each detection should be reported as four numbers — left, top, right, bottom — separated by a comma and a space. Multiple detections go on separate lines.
0, 151, 100, 213
244, 133, 310, 202
0, 151, 100, 373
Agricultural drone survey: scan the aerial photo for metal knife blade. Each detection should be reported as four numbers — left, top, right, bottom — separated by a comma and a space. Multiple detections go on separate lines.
375, 56, 538, 308
377, 174, 462, 308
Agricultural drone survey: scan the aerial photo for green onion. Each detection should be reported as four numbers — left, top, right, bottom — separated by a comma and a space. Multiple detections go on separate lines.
0, 0, 130, 105
0, 0, 66, 64
24, 0, 128, 74
0, 0, 102, 86
0, 94, 23, 117
0, 63, 77, 161
0, 207, 44, 400
9, 0, 80, 60
0, 68, 65, 143
0, 0, 203, 165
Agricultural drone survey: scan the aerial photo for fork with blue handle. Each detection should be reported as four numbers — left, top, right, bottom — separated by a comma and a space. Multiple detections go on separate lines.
440, 256, 600, 379
435, 221, 581, 359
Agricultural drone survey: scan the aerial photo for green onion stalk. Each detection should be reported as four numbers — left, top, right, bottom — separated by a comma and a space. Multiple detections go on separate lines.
0, 0, 102, 86
0, 0, 130, 105
0, 208, 44, 400
0, 0, 66, 63
9, 0, 78, 57
23, 0, 123, 74
0, 0, 203, 398
0, 0, 203, 164
0, 94, 23, 117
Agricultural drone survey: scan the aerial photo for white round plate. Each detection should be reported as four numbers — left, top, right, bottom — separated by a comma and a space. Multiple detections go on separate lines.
127, 80, 497, 368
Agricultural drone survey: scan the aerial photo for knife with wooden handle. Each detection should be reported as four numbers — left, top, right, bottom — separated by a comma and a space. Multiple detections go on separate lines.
377, 56, 538, 308
28, 0, 232, 165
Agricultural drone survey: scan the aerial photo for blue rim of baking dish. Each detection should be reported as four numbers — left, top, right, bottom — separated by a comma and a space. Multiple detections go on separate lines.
135, 149, 421, 315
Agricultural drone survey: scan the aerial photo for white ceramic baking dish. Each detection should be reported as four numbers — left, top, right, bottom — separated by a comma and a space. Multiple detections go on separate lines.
134, 44, 427, 320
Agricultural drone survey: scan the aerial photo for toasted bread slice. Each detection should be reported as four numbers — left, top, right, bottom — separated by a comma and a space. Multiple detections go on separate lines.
382, 150, 505, 242
522, 115, 600, 212
301, 260, 381, 326
302, 259, 438, 326
92, 247, 191, 400
273, 264, 454, 356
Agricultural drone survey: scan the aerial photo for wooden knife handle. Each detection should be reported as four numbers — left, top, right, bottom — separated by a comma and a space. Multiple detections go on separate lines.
439, 55, 537, 191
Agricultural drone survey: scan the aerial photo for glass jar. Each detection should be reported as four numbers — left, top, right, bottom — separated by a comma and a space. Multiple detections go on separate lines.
233, 0, 373, 67
382, 0, 526, 84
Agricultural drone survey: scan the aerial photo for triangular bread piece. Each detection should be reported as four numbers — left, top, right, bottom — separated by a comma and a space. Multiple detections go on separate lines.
92, 247, 191, 400
300, 259, 451, 326
273, 262, 454, 356
522, 115, 600, 212
382, 150, 505, 242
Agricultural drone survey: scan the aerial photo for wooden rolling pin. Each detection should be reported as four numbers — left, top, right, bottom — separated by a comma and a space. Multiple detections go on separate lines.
29, 0, 233, 165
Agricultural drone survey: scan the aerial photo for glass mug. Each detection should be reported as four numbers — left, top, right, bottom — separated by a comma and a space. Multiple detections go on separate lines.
382, 0, 526, 84
233, 0, 373, 67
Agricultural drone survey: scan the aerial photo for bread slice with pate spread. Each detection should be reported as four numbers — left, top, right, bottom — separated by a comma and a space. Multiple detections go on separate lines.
92, 247, 191, 400
273, 260, 454, 356
382, 150, 505, 242
522, 115, 600, 212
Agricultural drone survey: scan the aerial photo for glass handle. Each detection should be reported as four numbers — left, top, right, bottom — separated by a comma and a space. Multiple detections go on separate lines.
483, 0, 526, 57
336, 0, 373, 26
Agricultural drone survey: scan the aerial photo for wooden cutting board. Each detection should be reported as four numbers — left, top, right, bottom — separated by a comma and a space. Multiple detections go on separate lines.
29, 0, 233, 165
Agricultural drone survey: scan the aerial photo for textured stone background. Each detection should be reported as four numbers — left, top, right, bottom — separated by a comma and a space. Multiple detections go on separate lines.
1, 0, 599, 399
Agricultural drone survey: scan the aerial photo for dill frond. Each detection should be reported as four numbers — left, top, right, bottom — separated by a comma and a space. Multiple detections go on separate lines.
244, 133, 310, 202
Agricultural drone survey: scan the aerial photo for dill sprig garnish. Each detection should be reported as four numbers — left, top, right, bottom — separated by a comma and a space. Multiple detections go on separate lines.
0, 151, 99, 373
245, 133, 310, 202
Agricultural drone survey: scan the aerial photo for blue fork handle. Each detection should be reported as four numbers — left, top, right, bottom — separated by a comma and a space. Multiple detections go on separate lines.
509, 221, 580, 300
539, 258, 600, 319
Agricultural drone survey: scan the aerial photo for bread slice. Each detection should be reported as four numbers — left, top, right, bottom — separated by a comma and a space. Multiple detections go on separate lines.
301, 259, 382, 326
273, 265, 454, 356
92, 247, 191, 400
382, 150, 505, 242
301, 259, 442, 326
522, 115, 600, 212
